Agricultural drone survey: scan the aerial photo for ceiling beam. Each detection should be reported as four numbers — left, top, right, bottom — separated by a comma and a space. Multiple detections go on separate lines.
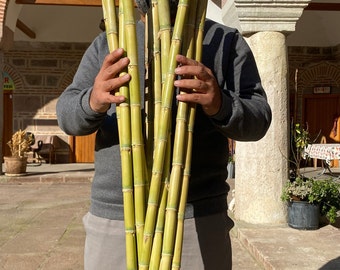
16, 19, 36, 39
305, 3, 340, 11
15, 0, 120, 6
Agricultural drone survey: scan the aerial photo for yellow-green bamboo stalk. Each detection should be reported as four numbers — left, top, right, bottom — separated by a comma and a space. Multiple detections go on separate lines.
159, 103, 189, 270
194, 0, 207, 63
170, 0, 198, 268
140, 0, 190, 267
122, 0, 147, 261
116, 2, 138, 270
170, 112, 192, 270
158, 3, 196, 261
148, 134, 172, 270
157, 0, 171, 85
143, 11, 152, 202
159, 0, 197, 263
103, 1, 137, 269
171, 2, 207, 268
151, 0, 162, 141
102, 0, 120, 131
102, 0, 119, 51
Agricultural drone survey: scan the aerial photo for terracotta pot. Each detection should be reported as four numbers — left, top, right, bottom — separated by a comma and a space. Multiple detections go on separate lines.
4, 156, 28, 176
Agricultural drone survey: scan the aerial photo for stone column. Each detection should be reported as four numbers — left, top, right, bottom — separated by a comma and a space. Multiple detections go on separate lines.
221, 0, 311, 224
235, 32, 289, 224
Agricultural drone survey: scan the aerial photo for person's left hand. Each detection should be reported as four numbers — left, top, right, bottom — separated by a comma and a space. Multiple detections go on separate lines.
174, 54, 222, 116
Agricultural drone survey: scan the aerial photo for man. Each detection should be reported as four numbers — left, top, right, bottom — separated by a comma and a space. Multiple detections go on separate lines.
57, 1, 272, 269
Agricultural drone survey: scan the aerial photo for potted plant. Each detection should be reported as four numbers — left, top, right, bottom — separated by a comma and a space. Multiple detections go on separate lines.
289, 122, 310, 179
227, 138, 235, 179
4, 129, 34, 176
281, 122, 340, 229
282, 177, 340, 229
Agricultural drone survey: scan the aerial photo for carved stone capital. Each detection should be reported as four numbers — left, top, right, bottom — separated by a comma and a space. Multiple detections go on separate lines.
223, 0, 311, 35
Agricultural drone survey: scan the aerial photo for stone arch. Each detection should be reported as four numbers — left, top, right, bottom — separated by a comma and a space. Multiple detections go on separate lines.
292, 61, 340, 124
3, 63, 24, 90
59, 64, 79, 91
298, 61, 340, 90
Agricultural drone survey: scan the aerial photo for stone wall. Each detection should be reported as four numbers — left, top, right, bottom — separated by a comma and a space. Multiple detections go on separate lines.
288, 44, 340, 123
4, 40, 340, 163
4, 41, 89, 163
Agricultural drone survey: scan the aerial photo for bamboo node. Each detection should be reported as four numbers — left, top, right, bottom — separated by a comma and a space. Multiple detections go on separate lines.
122, 188, 134, 193
160, 252, 174, 258
155, 226, 165, 233
175, 116, 188, 122
171, 162, 183, 167
177, 213, 185, 220
165, 207, 178, 213
151, 170, 163, 176
132, 143, 144, 148
120, 146, 132, 151
125, 229, 136, 234
147, 201, 159, 207
134, 183, 148, 187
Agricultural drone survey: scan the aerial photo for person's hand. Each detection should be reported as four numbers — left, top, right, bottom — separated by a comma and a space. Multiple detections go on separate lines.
90, 48, 131, 113
174, 54, 222, 116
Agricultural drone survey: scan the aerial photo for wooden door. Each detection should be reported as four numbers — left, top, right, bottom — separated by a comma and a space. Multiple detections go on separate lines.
2, 92, 13, 158
70, 132, 96, 163
303, 94, 340, 142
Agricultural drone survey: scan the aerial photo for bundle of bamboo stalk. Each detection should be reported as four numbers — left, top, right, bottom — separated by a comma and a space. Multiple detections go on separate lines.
101, 0, 208, 269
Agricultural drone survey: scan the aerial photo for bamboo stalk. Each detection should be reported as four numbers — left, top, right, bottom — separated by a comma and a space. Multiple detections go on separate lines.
149, 131, 172, 270
116, 1, 138, 270
144, 12, 154, 184
147, 5, 173, 267
141, 0, 190, 266
151, 0, 162, 140
102, 1, 208, 269
157, 0, 171, 86
170, 0, 198, 268
122, 0, 147, 261
102, 0, 119, 51
157, 1, 193, 269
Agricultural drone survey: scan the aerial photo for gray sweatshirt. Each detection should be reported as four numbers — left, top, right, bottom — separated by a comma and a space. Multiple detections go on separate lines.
56, 19, 272, 220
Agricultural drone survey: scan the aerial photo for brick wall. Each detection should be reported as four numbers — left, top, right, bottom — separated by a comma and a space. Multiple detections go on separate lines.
4, 41, 340, 163
288, 44, 340, 124
4, 41, 90, 163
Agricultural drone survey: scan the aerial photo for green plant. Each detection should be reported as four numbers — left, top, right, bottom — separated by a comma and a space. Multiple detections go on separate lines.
228, 138, 235, 163
282, 177, 340, 223
311, 179, 340, 224
290, 123, 311, 178
7, 129, 34, 157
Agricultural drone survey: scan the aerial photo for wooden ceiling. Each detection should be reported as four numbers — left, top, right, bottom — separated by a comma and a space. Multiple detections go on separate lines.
305, 3, 340, 11
15, 0, 109, 6
15, 0, 340, 11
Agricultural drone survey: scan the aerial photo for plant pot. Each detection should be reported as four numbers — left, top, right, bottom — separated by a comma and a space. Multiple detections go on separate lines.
288, 201, 319, 230
227, 162, 235, 179
4, 156, 28, 176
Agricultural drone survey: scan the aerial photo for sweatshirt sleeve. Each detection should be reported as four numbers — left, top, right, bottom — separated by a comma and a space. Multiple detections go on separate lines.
56, 33, 109, 136
204, 24, 272, 142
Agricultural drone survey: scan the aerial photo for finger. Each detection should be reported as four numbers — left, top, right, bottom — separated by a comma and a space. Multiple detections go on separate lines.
174, 78, 207, 93
107, 95, 126, 104
103, 57, 130, 80
176, 54, 198, 66
103, 48, 125, 69
105, 73, 131, 93
175, 60, 211, 81
176, 92, 201, 104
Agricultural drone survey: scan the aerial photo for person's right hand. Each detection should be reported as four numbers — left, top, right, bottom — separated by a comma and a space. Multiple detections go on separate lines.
90, 48, 131, 113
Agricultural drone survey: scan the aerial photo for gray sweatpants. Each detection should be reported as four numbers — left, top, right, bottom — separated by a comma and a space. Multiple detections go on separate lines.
83, 211, 234, 270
